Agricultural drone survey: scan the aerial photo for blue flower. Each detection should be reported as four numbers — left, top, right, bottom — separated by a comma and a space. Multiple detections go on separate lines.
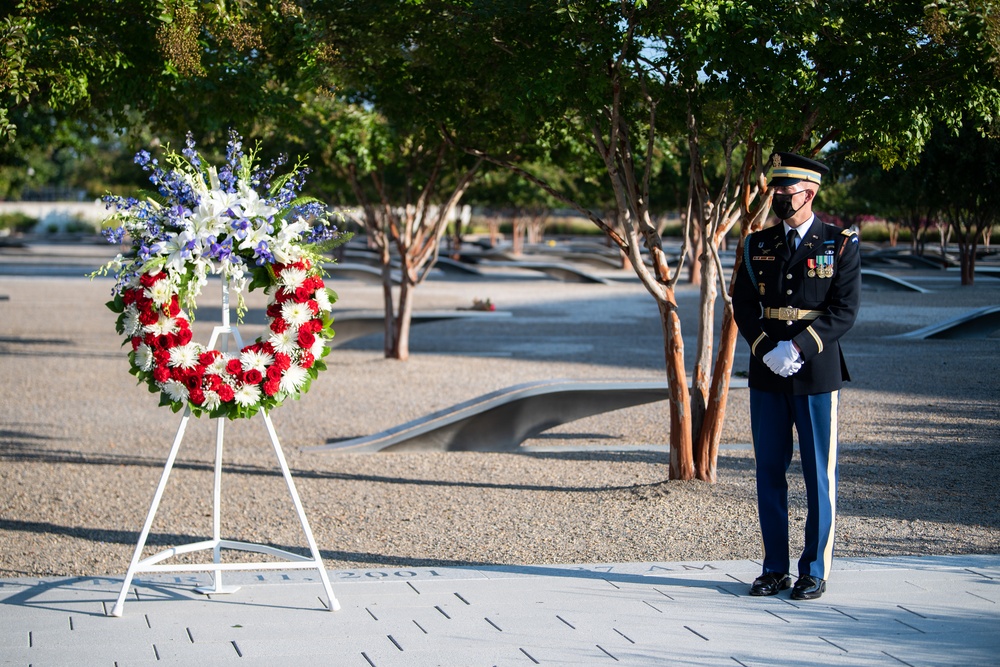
207, 235, 234, 262
253, 240, 274, 266
102, 227, 126, 245
230, 217, 251, 240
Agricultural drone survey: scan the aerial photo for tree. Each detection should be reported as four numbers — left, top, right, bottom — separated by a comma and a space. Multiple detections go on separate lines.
920, 121, 1000, 284
283, 95, 482, 360
1, 1, 337, 171
437, 0, 1000, 481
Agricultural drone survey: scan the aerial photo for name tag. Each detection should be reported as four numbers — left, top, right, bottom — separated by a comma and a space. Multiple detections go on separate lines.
753, 256, 776, 261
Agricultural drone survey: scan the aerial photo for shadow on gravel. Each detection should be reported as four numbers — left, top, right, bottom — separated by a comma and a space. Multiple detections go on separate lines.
838, 443, 1000, 528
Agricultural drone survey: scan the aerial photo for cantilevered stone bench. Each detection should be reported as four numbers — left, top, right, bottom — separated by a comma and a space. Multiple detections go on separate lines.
321, 262, 397, 285
860, 269, 931, 293
888, 305, 1000, 340
475, 259, 611, 284
327, 309, 511, 347
305, 377, 749, 453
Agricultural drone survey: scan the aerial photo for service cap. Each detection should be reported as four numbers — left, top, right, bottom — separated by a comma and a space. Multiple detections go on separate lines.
768, 152, 829, 187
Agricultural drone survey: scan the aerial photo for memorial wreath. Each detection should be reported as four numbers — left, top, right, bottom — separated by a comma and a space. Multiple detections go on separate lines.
94, 131, 348, 420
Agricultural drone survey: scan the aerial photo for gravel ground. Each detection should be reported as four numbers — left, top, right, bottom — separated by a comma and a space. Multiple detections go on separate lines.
0, 241, 998, 579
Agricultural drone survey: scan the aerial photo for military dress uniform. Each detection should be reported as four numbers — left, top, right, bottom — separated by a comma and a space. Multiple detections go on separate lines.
733, 213, 861, 587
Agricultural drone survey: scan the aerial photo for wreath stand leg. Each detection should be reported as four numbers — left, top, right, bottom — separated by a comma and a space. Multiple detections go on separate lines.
109, 282, 339, 617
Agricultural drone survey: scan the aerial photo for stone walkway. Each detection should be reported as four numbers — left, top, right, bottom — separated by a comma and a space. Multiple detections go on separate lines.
1, 554, 998, 666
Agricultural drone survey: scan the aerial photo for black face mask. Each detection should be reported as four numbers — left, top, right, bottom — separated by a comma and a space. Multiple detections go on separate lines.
771, 190, 807, 220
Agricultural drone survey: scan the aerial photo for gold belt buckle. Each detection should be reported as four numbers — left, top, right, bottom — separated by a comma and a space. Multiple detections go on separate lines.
777, 306, 799, 320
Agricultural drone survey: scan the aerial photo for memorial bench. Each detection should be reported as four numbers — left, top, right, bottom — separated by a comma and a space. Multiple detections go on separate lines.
305, 377, 749, 453
888, 305, 1000, 340
860, 269, 931, 293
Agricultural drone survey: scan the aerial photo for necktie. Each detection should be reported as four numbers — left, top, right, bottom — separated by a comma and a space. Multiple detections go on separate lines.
786, 229, 797, 252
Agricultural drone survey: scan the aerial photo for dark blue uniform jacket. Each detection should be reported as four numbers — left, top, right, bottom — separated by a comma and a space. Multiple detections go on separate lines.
733, 220, 862, 395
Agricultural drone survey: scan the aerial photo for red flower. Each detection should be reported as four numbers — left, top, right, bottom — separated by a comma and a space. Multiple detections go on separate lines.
306, 299, 320, 315
300, 351, 314, 368
131, 337, 142, 351
270, 317, 288, 334
243, 368, 263, 385
189, 388, 205, 405
199, 350, 221, 366
183, 373, 202, 391
206, 374, 224, 392
294, 285, 312, 303
152, 365, 171, 383
273, 352, 291, 371
167, 297, 180, 317
139, 309, 159, 326
139, 272, 163, 287
266, 365, 282, 382
176, 328, 193, 346
153, 349, 170, 365
218, 385, 235, 402
263, 379, 280, 396
297, 329, 316, 348
266, 303, 282, 318
226, 359, 243, 375
275, 288, 293, 304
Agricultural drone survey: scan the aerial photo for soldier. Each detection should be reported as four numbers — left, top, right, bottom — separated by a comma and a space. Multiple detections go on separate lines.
733, 152, 861, 600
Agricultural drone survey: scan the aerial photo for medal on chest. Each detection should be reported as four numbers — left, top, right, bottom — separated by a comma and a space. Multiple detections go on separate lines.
808, 255, 834, 278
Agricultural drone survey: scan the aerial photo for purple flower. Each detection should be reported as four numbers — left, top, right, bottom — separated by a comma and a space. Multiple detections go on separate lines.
102, 227, 126, 245
253, 240, 274, 266
230, 217, 251, 240
207, 235, 234, 262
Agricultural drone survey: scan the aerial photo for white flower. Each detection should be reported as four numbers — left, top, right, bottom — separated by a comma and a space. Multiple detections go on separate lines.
234, 383, 262, 407
162, 380, 189, 402
279, 364, 309, 394
163, 229, 200, 275
269, 330, 298, 355
228, 274, 249, 301
271, 217, 310, 264
144, 314, 181, 337
310, 337, 326, 359
145, 279, 174, 307
122, 305, 142, 336
314, 288, 333, 313
136, 344, 155, 371
206, 354, 230, 375
201, 390, 221, 412
241, 348, 274, 373
235, 182, 279, 220
168, 344, 201, 369
281, 301, 312, 328
278, 267, 308, 291
191, 188, 241, 237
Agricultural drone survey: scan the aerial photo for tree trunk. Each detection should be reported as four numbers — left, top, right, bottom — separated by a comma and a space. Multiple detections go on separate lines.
391, 278, 415, 360
658, 297, 694, 480
694, 308, 739, 483
380, 249, 396, 358
689, 241, 717, 455
958, 238, 977, 285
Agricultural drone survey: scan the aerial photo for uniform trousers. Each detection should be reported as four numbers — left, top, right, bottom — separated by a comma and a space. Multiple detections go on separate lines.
750, 388, 839, 580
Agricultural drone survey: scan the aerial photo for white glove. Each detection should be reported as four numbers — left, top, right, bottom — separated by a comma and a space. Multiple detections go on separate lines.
762, 340, 802, 377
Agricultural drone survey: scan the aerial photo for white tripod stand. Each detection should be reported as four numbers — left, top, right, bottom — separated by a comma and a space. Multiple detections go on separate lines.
110, 280, 339, 617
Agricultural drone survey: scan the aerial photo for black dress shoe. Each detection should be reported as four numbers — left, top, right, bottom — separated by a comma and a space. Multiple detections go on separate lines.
791, 575, 826, 600
749, 572, 792, 596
